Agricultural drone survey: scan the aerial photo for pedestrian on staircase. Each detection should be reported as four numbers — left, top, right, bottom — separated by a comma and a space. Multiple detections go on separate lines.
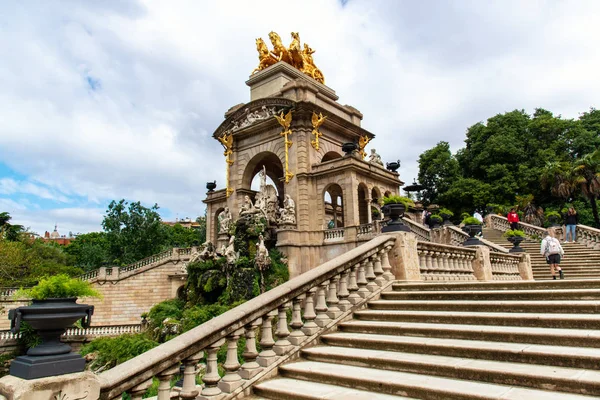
541, 228, 565, 280
507, 208, 520, 230
564, 207, 578, 243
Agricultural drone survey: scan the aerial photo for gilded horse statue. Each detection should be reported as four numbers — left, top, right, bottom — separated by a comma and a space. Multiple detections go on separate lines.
252, 38, 277, 74
252, 31, 325, 84
269, 31, 292, 64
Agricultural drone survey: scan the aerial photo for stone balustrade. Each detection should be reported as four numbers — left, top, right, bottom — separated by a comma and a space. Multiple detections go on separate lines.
402, 218, 431, 242
323, 227, 345, 241
91, 235, 396, 400
417, 242, 477, 281
446, 225, 468, 246
357, 223, 374, 237
489, 252, 523, 281
488, 214, 550, 238
0, 288, 18, 298
0, 324, 141, 341
577, 225, 600, 250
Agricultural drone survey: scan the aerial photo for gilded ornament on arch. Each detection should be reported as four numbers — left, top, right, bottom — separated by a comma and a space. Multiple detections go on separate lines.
252, 31, 325, 84
358, 135, 371, 159
218, 132, 235, 197
274, 110, 294, 183
311, 111, 327, 151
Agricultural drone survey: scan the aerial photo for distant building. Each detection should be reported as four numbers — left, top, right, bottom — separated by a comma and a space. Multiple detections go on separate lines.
162, 217, 202, 230
42, 224, 75, 246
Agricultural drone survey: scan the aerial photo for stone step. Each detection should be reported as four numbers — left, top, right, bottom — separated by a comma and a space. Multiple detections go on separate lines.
392, 279, 600, 291
302, 346, 600, 396
279, 361, 598, 399
252, 377, 416, 400
368, 299, 600, 313
354, 309, 600, 329
381, 288, 600, 301
320, 332, 600, 369
338, 320, 600, 347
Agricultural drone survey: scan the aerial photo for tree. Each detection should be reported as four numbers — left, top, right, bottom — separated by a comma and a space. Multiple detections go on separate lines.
0, 211, 24, 242
102, 200, 169, 265
64, 232, 110, 271
540, 161, 575, 202
167, 223, 202, 247
573, 149, 600, 227
417, 141, 459, 205
438, 178, 493, 217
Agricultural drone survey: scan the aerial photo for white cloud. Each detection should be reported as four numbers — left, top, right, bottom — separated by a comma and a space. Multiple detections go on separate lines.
0, 0, 599, 233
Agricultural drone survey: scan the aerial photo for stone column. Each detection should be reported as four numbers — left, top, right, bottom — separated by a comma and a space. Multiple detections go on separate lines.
157, 365, 180, 400
288, 294, 307, 345
471, 246, 493, 281
518, 253, 534, 280
240, 319, 262, 379
273, 303, 293, 355
314, 281, 330, 327
218, 329, 245, 393
180, 351, 203, 400
301, 287, 319, 336
387, 231, 421, 281
257, 310, 278, 367
199, 338, 226, 399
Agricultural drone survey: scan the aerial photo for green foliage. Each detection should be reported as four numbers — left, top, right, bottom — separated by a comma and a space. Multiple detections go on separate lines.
438, 208, 454, 217
17, 322, 41, 351
417, 141, 460, 205
429, 214, 443, 224
64, 232, 110, 271
264, 250, 290, 291
80, 333, 159, 371
15, 274, 101, 300
186, 258, 227, 304
180, 302, 242, 332
147, 299, 185, 328
545, 211, 561, 219
167, 223, 203, 247
382, 195, 415, 208
462, 216, 483, 225
460, 212, 470, 220
102, 200, 169, 265
503, 229, 526, 238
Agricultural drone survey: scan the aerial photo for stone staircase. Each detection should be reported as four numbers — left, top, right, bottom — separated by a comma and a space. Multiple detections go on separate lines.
252, 280, 600, 399
482, 227, 600, 280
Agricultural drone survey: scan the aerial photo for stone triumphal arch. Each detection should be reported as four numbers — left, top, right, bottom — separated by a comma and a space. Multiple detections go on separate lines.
204, 32, 403, 277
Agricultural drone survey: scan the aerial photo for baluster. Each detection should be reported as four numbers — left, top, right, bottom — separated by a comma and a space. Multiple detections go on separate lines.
199, 338, 225, 398
180, 351, 204, 400
347, 264, 361, 304
128, 378, 153, 400
356, 260, 370, 298
365, 257, 378, 292
218, 329, 245, 393
257, 310, 278, 367
157, 365, 179, 400
239, 318, 263, 379
326, 275, 342, 319
314, 280, 331, 327
289, 295, 306, 345
381, 244, 394, 280
425, 250, 433, 272
373, 253, 385, 286
337, 270, 351, 311
302, 287, 319, 335
273, 303, 293, 355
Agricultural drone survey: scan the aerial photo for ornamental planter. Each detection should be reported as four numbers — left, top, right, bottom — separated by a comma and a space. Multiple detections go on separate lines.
206, 181, 217, 193
461, 224, 483, 246
8, 298, 94, 379
440, 213, 453, 226
381, 203, 411, 233
507, 236, 525, 253
341, 142, 358, 156
386, 161, 400, 172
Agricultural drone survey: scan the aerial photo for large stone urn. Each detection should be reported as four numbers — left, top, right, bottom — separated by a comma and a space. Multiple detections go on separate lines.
507, 236, 525, 253
381, 203, 411, 233
462, 224, 483, 246
8, 298, 94, 379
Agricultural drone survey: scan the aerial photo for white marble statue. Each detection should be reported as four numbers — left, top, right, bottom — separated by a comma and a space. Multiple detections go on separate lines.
239, 195, 259, 216
369, 148, 384, 166
254, 234, 270, 270
218, 207, 233, 234
224, 236, 238, 265
278, 194, 296, 225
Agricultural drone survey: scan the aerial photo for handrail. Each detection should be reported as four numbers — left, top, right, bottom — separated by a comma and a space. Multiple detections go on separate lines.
488, 215, 547, 237
417, 241, 477, 281
97, 234, 396, 399
402, 218, 431, 242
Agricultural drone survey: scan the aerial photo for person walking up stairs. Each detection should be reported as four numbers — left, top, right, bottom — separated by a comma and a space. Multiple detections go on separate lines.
541, 228, 565, 280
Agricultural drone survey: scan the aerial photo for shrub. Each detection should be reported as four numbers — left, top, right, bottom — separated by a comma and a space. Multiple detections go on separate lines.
503, 229, 526, 238
382, 195, 415, 208
439, 208, 454, 217
429, 214, 443, 224
545, 211, 561, 219
15, 274, 101, 300
460, 212, 470, 220
81, 333, 159, 372
462, 216, 482, 225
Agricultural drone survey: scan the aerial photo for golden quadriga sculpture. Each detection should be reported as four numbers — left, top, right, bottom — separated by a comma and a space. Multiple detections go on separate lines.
252, 32, 325, 84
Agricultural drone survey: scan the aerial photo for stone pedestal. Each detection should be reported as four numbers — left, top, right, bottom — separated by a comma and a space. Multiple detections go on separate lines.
471, 246, 493, 281
387, 232, 421, 281
0, 372, 100, 400
518, 253, 534, 280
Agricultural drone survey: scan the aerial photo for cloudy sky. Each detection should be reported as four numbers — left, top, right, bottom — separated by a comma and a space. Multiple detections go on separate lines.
1, 0, 599, 235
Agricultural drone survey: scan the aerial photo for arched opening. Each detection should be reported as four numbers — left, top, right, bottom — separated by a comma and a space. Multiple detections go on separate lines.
322, 151, 342, 163
371, 187, 382, 220
384, 190, 392, 198
176, 285, 186, 300
323, 184, 344, 228
358, 183, 369, 225
371, 187, 381, 205
241, 152, 285, 204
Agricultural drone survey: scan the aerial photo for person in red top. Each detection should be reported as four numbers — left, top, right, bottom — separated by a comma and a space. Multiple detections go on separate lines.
507, 208, 519, 230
